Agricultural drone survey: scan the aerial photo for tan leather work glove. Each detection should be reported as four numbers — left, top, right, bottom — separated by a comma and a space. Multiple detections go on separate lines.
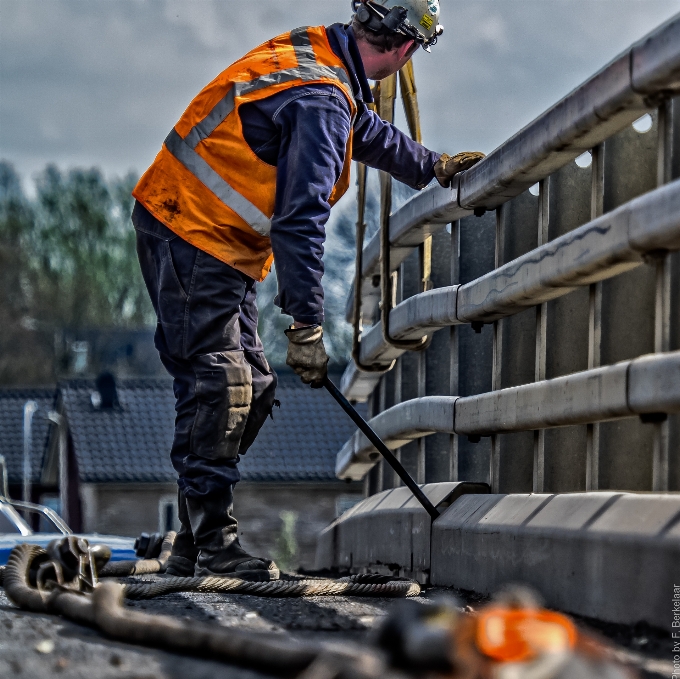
285, 324, 329, 387
434, 151, 486, 188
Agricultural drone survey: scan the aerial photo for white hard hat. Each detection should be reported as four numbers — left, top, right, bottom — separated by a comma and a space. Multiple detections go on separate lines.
351, 0, 443, 51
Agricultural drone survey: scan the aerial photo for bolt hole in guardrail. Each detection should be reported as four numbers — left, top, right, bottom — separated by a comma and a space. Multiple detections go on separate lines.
529, 118, 650, 197
521, 114, 650, 197
632, 112, 653, 133
575, 151, 592, 168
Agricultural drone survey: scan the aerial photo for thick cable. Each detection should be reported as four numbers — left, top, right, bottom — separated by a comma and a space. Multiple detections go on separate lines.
2, 545, 323, 675
3, 543, 420, 600
99, 531, 175, 577
3, 543, 48, 613
122, 573, 420, 600
92, 582, 318, 674
352, 162, 392, 373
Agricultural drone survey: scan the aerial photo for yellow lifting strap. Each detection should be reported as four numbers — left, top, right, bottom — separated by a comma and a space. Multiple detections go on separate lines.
353, 61, 430, 367
399, 62, 431, 291
398, 61, 422, 144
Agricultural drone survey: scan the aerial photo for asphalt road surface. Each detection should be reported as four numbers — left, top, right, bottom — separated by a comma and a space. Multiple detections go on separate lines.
0, 581, 672, 679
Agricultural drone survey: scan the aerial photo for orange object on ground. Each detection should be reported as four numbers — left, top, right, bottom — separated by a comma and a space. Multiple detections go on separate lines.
475, 606, 578, 663
133, 25, 357, 282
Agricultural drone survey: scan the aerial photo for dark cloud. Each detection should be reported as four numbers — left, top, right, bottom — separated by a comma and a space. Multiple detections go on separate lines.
1, 0, 679, 186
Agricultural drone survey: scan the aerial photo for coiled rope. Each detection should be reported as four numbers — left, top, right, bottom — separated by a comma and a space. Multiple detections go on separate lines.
2, 544, 415, 678
123, 573, 420, 600
2, 544, 323, 676
99, 531, 175, 577
1, 542, 420, 600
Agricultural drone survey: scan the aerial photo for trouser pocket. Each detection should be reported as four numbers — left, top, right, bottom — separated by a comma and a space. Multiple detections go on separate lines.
238, 350, 278, 455
190, 351, 253, 460
136, 226, 194, 359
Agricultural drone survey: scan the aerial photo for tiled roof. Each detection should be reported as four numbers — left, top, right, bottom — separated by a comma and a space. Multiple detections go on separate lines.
59, 378, 176, 484
59, 370, 363, 484
0, 388, 56, 484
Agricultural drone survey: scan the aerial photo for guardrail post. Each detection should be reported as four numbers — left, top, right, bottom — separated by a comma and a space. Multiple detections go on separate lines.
389, 263, 406, 490
652, 98, 675, 491
398, 250, 423, 484
424, 228, 454, 482
670, 96, 680, 491
533, 178, 550, 492
365, 385, 380, 497
376, 375, 388, 492
457, 212, 495, 486
380, 364, 399, 489
493, 192, 539, 492
586, 143, 605, 491
599, 115, 658, 490
544, 159, 592, 491
490, 208, 504, 492
449, 220, 461, 481
393, 353, 403, 488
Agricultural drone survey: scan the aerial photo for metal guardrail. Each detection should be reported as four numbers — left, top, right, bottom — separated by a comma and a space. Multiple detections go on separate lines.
3, 499, 72, 535
348, 178, 680, 371
346, 14, 680, 300
337, 351, 680, 480
339, 14, 680, 494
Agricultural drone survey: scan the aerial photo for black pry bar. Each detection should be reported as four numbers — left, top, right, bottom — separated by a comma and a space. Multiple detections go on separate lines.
322, 376, 440, 520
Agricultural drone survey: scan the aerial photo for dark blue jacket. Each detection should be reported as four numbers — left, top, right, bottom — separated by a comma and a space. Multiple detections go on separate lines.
240, 23, 440, 325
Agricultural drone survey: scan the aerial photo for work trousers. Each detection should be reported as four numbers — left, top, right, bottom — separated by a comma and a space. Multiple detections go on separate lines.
133, 202, 278, 498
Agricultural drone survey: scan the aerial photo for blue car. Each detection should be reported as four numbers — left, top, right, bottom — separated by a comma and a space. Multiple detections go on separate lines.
0, 497, 137, 565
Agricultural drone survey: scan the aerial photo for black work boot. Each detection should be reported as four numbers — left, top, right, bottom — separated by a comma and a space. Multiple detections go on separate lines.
186, 487, 279, 582
165, 489, 199, 577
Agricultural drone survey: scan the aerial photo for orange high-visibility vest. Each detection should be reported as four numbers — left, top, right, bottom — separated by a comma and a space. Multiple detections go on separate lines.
133, 26, 357, 281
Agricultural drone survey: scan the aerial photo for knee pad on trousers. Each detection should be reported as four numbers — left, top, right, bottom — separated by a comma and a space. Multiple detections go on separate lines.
190, 350, 252, 460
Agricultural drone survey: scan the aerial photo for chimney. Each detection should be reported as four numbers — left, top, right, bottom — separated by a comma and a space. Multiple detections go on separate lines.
94, 372, 119, 409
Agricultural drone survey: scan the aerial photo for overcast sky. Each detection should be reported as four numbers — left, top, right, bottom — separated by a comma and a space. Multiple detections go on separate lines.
1, 0, 679, 194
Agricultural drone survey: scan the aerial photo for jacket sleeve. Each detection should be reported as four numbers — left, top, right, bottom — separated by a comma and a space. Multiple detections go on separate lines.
270, 87, 352, 325
352, 106, 440, 190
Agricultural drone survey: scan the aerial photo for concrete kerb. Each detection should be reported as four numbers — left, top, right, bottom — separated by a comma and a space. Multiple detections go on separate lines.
430, 491, 680, 628
316, 484, 680, 627
315, 482, 489, 583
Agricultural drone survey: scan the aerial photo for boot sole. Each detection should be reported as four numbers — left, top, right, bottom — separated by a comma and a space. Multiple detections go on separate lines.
164, 566, 196, 578
195, 565, 280, 582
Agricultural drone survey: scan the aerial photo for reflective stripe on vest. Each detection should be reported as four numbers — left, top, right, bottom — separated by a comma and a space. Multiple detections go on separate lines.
164, 27, 356, 238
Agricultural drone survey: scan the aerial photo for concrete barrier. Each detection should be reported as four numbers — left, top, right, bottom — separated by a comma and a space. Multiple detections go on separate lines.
315, 482, 488, 583
431, 491, 680, 628
316, 483, 680, 627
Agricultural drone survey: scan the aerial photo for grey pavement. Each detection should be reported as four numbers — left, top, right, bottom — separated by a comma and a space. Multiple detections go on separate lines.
0, 584, 672, 679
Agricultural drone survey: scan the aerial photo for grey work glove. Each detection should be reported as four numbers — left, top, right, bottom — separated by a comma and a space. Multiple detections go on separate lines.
285, 324, 329, 387
434, 151, 486, 188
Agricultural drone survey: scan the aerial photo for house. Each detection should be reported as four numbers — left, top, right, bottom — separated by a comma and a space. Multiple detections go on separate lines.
22, 369, 364, 570
0, 388, 56, 509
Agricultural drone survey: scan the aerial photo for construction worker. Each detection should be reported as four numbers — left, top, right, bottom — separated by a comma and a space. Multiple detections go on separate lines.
132, 0, 484, 581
